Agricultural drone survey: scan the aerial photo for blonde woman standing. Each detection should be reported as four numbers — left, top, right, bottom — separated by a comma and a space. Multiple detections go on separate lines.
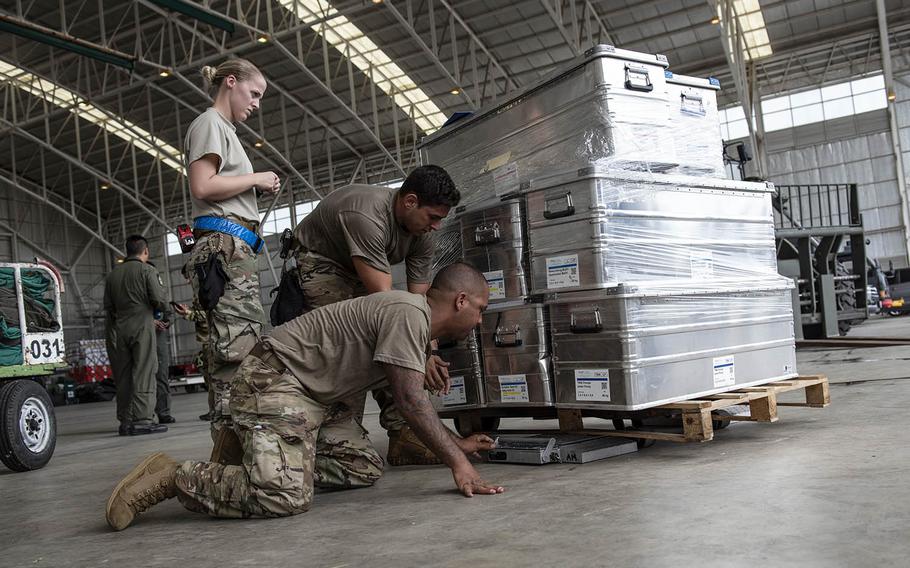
181, 58, 279, 455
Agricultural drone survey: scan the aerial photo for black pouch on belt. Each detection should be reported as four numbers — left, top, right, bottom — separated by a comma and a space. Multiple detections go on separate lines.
269, 266, 307, 326
196, 253, 230, 311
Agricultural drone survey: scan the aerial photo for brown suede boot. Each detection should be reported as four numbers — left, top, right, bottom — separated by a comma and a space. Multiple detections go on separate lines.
387, 426, 442, 466
106, 452, 179, 531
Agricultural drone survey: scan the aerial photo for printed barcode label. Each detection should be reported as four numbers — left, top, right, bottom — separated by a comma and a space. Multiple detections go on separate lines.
575, 369, 610, 401
498, 374, 530, 403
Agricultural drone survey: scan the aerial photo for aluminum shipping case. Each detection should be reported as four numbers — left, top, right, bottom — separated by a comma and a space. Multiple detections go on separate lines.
431, 330, 486, 411
480, 301, 554, 407
458, 198, 529, 303
548, 282, 798, 411
664, 72, 725, 177
525, 169, 780, 294
419, 45, 675, 208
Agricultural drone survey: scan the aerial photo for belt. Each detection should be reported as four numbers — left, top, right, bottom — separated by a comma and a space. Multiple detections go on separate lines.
194, 216, 263, 254
249, 342, 287, 373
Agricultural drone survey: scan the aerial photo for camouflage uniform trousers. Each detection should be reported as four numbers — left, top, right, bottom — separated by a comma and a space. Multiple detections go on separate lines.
174, 353, 383, 518
185, 232, 264, 440
186, 300, 214, 414
295, 251, 407, 432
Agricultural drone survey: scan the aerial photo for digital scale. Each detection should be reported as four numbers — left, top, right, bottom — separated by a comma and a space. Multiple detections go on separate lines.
487, 433, 638, 465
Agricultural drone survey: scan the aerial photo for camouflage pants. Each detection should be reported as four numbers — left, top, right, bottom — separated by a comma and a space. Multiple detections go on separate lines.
174, 354, 383, 518
189, 299, 215, 414
185, 232, 264, 439
295, 251, 407, 432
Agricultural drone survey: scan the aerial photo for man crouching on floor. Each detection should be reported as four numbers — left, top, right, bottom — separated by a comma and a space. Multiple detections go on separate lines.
105, 262, 503, 530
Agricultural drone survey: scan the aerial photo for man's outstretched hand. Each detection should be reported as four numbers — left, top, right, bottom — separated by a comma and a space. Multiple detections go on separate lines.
453, 465, 505, 497
457, 433, 497, 459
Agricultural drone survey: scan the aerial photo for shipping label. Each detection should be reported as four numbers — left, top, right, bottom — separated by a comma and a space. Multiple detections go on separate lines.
713, 355, 735, 388
498, 374, 530, 403
546, 254, 580, 289
442, 375, 467, 406
575, 369, 611, 401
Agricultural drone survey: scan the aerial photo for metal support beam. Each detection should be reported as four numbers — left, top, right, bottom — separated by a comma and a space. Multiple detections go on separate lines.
876, 0, 910, 265
538, 0, 614, 56
0, 171, 123, 255
271, 41, 406, 177
0, 218, 71, 269
714, 0, 767, 178
0, 117, 173, 231
383, 0, 477, 110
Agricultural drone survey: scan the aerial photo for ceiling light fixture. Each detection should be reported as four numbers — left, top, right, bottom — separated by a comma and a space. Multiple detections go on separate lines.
254, 140, 264, 148
159, 70, 170, 77
257, 35, 269, 44
450, 88, 460, 95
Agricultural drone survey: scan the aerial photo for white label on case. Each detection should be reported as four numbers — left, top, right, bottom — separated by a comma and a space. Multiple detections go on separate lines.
575, 369, 611, 401
498, 374, 529, 403
690, 251, 714, 280
546, 254, 580, 289
442, 375, 467, 406
713, 355, 735, 387
484, 270, 506, 300
492, 162, 520, 196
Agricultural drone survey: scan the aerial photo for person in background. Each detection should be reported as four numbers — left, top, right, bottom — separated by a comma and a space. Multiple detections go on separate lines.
104, 235, 168, 436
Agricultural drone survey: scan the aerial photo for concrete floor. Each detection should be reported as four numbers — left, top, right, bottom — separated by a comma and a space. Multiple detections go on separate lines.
2, 317, 909, 567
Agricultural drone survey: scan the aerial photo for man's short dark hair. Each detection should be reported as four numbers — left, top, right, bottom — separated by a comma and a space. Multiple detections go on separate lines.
399, 165, 460, 208
431, 262, 488, 297
125, 235, 149, 257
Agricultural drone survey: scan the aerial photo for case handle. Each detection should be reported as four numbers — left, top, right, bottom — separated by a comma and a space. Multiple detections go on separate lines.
680, 91, 706, 116
543, 192, 575, 219
570, 308, 602, 333
494, 325, 523, 347
625, 65, 653, 92
474, 222, 501, 245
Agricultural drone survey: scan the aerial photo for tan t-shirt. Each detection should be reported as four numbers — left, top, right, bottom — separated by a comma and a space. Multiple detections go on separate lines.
294, 184, 434, 283
184, 107, 259, 224
264, 290, 431, 405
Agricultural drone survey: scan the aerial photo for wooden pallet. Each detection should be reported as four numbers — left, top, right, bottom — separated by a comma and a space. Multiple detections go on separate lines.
557, 375, 831, 443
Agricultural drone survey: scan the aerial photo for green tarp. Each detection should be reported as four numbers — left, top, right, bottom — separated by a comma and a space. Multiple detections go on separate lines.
0, 268, 59, 366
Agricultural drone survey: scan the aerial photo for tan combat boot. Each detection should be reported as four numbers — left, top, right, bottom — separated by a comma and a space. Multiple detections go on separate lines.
387, 426, 442, 466
106, 452, 179, 531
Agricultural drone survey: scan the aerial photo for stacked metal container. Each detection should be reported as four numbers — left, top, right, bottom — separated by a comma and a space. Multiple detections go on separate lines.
420, 44, 797, 413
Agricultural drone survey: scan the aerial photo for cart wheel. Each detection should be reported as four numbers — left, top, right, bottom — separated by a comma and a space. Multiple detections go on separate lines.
0, 379, 57, 472
453, 415, 501, 436
636, 438, 656, 449
611, 419, 626, 430
185, 384, 198, 394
